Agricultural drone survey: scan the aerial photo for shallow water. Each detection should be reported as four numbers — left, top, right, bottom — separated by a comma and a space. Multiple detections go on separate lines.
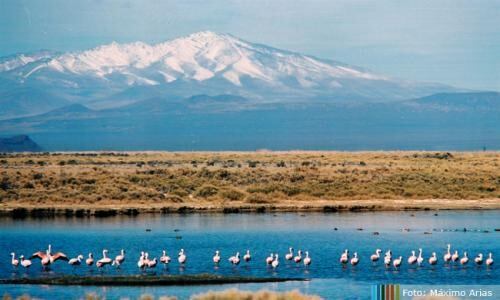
0, 211, 498, 299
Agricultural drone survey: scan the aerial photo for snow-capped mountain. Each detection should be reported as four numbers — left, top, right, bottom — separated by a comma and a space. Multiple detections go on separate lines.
0, 31, 458, 118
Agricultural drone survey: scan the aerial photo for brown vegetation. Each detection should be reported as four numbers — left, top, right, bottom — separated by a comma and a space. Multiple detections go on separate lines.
0, 151, 499, 213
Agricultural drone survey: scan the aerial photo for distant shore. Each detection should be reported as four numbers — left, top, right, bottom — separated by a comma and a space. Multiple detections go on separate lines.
1, 151, 498, 217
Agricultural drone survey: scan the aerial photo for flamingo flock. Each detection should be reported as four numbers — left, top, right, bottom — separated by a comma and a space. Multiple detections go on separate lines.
8, 244, 493, 273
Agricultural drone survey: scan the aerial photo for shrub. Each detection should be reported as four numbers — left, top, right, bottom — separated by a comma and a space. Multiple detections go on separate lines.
196, 185, 219, 198
220, 189, 245, 201
245, 193, 269, 204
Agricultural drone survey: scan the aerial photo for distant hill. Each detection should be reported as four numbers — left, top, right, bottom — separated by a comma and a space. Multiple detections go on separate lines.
0, 135, 42, 152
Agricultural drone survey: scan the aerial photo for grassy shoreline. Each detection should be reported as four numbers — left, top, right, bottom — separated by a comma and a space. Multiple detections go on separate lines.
1, 151, 498, 215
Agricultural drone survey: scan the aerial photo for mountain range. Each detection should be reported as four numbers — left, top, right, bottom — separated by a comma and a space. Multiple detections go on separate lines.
0, 31, 498, 150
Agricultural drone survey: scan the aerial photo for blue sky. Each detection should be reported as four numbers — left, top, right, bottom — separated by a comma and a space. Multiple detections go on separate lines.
1, 0, 498, 90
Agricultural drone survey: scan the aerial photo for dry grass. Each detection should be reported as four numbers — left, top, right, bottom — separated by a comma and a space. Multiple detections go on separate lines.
192, 289, 321, 300
0, 151, 498, 211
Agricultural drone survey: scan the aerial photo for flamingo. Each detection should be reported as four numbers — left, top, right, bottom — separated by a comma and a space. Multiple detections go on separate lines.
47, 245, 69, 264
68, 255, 83, 266
371, 249, 381, 262
212, 250, 221, 264
96, 249, 112, 270
429, 252, 438, 265
393, 256, 402, 268
137, 252, 146, 269
228, 252, 240, 265
285, 247, 294, 260
30, 247, 51, 267
20, 255, 31, 269
486, 253, 494, 266
271, 254, 279, 268
350, 252, 359, 266
460, 252, 469, 265
444, 244, 451, 262
474, 253, 483, 265
384, 251, 392, 267
243, 250, 251, 262
294, 250, 302, 263
160, 250, 171, 265
417, 249, 424, 266
451, 250, 459, 262
303, 251, 311, 266
114, 249, 125, 266
10, 253, 19, 268
340, 249, 349, 264
266, 253, 274, 265
408, 250, 417, 265
147, 256, 157, 269
86, 253, 94, 266
178, 249, 187, 264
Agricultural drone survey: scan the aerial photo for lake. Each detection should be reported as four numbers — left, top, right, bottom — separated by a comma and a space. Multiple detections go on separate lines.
0, 211, 498, 299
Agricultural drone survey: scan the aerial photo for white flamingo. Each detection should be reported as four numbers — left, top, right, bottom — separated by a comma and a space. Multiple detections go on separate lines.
10, 253, 19, 268
408, 250, 417, 265
371, 249, 381, 262
393, 256, 402, 268
68, 255, 83, 266
285, 247, 294, 260
178, 249, 187, 264
147, 256, 157, 268
228, 252, 240, 265
294, 250, 302, 263
243, 250, 251, 262
417, 249, 424, 266
474, 253, 483, 265
137, 252, 146, 269
266, 253, 274, 265
20, 255, 31, 269
86, 253, 94, 266
303, 251, 311, 266
161, 250, 171, 265
212, 250, 221, 264
384, 251, 392, 267
460, 252, 469, 265
429, 252, 438, 265
451, 250, 459, 262
350, 252, 359, 266
271, 254, 279, 268
444, 244, 451, 262
340, 249, 349, 264
486, 253, 494, 266
96, 249, 112, 269
114, 249, 125, 266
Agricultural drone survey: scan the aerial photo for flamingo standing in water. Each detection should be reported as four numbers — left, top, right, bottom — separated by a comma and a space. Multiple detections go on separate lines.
47, 245, 69, 264
393, 256, 402, 269
408, 251, 417, 265
243, 250, 251, 262
10, 253, 19, 268
160, 250, 171, 266
266, 253, 274, 265
147, 255, 157, 269
68, 255, 83, 266
178, 249, 187, 264
429, 252, 438, 265
96, 249, 112, 270
444, 244, 452, 263
294, 250, 302, 263
474, 253, 483, 265
350, 252, 359, 266
271, 254, 279, 269
212, 251, 221, 264
285, 247, 294, 261
451, 250, 459, 263
31, 245, 68, 267
228, 252, 240, 265
137, 252, 146, 270
371, 249, 381, 262
20, 255, 31, 269
303, 251, 311, 266
113, 249, 125, 267
384, 251, 392, 267
417, 249, 424, 266
460, 252, 469, 265
86, 253, 94, 266
486, 253, 494, 266
340, 249, 349, 264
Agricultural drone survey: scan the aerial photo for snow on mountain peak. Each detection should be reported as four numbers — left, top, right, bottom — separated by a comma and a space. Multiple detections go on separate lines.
2, 31, 388, 87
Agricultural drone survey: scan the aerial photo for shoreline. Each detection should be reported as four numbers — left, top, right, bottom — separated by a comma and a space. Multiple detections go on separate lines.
1, 199, 499, 218
0, 274, 307, 286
